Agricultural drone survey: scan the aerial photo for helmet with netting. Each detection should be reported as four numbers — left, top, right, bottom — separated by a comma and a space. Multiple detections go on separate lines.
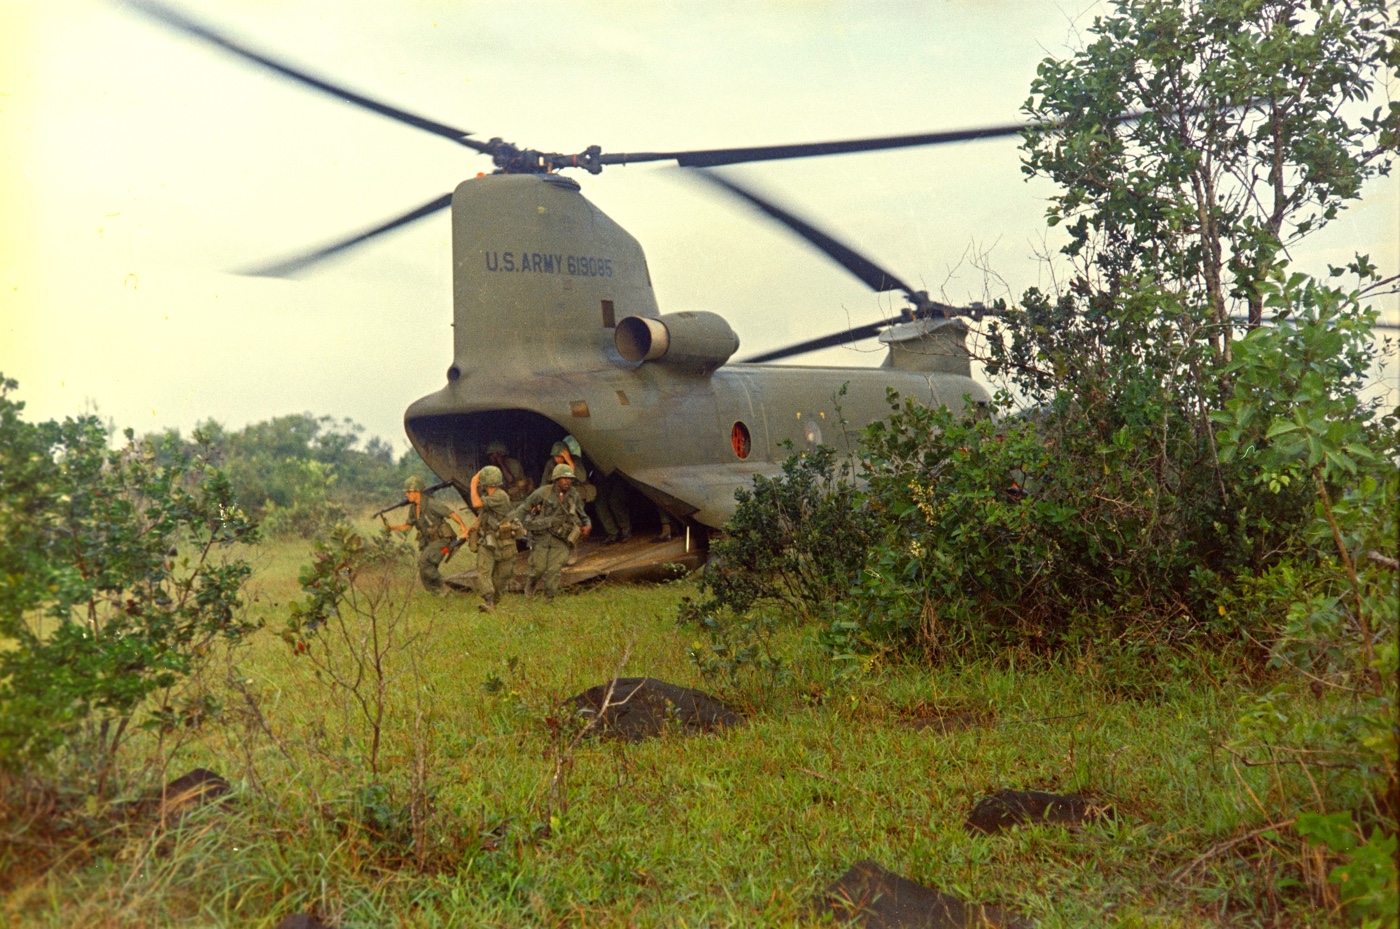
478, 465, 504, 487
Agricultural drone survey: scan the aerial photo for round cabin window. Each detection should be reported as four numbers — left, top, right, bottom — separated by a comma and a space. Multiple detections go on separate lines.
731, 421, 751, 460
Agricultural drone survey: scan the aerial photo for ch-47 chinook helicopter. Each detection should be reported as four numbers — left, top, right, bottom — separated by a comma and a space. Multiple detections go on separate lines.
134, 1, 1030, 580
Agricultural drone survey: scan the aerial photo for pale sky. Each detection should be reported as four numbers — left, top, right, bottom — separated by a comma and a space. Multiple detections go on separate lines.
2, 0, 1396, 450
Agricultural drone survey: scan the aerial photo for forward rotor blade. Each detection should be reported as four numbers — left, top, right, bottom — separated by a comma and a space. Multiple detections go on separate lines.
127, 0, 485, 151
737, 320, 890, 364
601, 123, 1028, 169
689, 171, 913, 296
239, 193, 453, 277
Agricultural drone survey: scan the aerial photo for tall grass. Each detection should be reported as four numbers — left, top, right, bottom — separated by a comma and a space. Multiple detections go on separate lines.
1, 535, 1361, 927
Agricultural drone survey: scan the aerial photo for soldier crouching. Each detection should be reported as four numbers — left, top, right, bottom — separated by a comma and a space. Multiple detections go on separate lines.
513, 464, 591, 602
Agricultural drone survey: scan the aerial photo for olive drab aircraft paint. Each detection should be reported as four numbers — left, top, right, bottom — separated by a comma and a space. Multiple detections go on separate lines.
405, 171, 988, 529
130, 0, 1012, 554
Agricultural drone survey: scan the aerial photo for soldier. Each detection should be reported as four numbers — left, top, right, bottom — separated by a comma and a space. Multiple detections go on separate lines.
383, 475, 470, 594
513, 464, 591, 601
468, 465, 520, 612
539, 440, 580, 487
540, 441, 595, 566
485, 440, 532, 502
594, 468, 632, 544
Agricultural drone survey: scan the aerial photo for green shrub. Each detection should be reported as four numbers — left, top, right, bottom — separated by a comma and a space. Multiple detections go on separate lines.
1217, 272, 1398, 875
0, 377, 259, 786
256, 459, 350, 538
683, 445, 876, 688
695, 445, 876, 620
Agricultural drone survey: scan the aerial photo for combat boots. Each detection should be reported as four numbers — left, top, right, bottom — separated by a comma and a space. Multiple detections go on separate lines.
477, 597, 495, 613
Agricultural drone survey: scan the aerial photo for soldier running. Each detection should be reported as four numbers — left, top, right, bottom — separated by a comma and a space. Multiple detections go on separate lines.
513, 464, 591, 601
383, 475, 470, 594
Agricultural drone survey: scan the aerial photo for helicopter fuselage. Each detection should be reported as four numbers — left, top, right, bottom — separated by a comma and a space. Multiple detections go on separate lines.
405, 172, 987, 528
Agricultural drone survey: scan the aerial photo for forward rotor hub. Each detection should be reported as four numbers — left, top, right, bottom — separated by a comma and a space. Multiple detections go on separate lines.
485, 139, 605, 175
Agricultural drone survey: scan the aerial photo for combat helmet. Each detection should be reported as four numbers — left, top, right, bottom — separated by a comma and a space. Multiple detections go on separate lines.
404, 475, 426, 493
486, 441, 508, 455
478, 465, 504, 487
550, 464, 576, 481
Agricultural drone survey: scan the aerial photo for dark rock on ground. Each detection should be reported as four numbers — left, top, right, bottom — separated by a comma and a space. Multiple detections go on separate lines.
156, 768, 232, 819
820, 860, 1030, 928
965, 789, 1113, 835
565, 677, 741, 741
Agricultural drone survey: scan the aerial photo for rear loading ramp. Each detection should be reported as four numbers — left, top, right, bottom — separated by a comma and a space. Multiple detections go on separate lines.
445, 532, 706, 592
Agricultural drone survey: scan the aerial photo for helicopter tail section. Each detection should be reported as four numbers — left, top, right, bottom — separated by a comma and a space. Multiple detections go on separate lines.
449, 173, 660, 381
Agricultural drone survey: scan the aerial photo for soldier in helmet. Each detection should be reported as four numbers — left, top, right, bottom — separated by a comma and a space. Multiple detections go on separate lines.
512, 463, 591, 601
540, 440, 580, 488
468, 464, 520, 612
484, 440, 532, 502
383, 475, 471, 594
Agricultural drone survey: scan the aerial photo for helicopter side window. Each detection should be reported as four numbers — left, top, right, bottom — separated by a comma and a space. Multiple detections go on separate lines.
731, 422, 751, 460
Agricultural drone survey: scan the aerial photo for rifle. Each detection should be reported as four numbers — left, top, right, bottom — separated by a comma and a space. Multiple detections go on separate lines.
373, 480, 454, 519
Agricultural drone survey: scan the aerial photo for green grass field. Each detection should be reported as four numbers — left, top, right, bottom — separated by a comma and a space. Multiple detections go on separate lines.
1, 533, 1357, 927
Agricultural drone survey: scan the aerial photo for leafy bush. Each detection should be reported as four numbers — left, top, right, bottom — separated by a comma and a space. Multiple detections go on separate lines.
696, 445, 876, 619
683, 445, 876, 689
0, 376, 259, 787
1216, 272, 1398, 886
256, 459, 349, 538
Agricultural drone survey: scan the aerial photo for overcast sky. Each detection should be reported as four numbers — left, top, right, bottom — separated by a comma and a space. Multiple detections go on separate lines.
2, 0, 1395, 451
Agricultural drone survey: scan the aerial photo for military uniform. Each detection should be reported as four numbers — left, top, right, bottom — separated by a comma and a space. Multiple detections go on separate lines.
473, 484, 519, 609
513, 476, 591, 600
408, 495, 464, 593
499, 456, 531, 501
593, 469, 632, 542
485, 441, 533, 502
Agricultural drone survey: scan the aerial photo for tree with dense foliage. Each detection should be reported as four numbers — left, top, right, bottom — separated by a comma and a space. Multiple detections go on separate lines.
0, 377, 259, 789
975, 0, 1398, 587
1021, 0, 1397, 339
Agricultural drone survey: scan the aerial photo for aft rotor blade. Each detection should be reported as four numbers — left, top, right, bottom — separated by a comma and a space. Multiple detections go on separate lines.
689, 171, 913, 296
600, 123, 1028, 169
127, 0, 486, 151
738, 320, 890, 364
239, 193, 453, 277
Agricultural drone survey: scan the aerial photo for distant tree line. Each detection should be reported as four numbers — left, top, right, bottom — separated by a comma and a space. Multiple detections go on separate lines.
144, 414, 436, 538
